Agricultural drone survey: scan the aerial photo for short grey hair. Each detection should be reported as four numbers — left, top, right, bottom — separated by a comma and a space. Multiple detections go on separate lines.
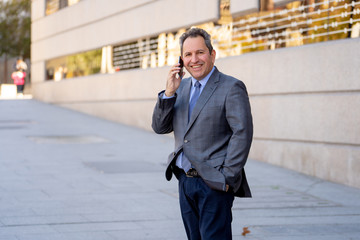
179, 28, 213, 55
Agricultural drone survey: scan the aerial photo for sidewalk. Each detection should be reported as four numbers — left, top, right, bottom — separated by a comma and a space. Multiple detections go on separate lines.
0, 99, 359, 240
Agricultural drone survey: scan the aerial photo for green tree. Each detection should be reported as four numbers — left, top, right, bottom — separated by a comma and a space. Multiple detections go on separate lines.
0, 0, 30, 83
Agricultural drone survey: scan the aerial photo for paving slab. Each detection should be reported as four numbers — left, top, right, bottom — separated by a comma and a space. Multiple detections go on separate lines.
0, 99, 359, 240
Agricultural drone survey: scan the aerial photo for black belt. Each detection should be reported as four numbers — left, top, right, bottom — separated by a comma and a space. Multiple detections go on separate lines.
173, 166, 231, 192
173, 166, 200, 178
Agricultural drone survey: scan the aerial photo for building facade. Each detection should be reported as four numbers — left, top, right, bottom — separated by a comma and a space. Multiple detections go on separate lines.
31, 0, 360, 188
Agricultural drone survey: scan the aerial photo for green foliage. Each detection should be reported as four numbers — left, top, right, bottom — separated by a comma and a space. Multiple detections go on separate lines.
66, 49, 102, 77
0, 0, 31, 58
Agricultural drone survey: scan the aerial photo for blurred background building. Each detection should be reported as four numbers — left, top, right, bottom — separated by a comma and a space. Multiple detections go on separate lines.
31, 0, 360, 188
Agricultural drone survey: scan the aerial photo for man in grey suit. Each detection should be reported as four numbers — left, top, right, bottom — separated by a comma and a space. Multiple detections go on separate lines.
152, 28, 253, 240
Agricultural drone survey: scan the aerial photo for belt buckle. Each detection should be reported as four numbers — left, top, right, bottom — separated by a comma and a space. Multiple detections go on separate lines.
186, 168, 198, 177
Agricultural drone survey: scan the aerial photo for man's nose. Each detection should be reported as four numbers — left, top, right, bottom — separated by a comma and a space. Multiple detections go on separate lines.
191, 54, 199, 63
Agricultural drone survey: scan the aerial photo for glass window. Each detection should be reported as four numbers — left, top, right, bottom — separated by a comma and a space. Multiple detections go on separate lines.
45, 48, 102, 81
45, 0, 59, 16
213, 0, 360, 56
45, 0, 81, 16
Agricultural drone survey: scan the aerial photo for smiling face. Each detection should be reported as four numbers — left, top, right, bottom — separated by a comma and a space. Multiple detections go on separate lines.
182, 36, 216, 80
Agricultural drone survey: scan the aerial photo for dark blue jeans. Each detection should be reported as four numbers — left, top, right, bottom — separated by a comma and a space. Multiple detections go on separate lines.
178, 172, 235, 240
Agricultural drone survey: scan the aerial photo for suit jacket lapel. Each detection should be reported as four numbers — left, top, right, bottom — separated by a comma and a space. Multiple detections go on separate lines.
186, 68, 220, 132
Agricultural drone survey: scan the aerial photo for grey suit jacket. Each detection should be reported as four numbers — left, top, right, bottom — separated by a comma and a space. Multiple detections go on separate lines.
152, 67, 253, 197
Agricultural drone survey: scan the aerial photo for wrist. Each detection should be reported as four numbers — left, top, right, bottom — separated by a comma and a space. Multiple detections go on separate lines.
165, 90, 175, 97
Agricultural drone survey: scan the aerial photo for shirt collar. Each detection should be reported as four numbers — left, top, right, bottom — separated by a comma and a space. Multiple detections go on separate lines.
191, 66, 215, 88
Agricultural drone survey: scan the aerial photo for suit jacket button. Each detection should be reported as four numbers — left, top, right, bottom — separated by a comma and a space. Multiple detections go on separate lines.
184, 140, 188, 143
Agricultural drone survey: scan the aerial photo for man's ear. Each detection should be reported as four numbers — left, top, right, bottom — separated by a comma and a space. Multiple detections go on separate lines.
211, 49, 216, 63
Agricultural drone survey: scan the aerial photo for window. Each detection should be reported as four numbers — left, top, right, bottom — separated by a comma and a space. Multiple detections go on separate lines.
45, 49, 102, 81
45, 0, 81, 16
214, 0, 360, 56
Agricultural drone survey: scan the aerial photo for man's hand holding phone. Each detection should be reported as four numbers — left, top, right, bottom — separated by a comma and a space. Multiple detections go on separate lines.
165, 56, 185, 97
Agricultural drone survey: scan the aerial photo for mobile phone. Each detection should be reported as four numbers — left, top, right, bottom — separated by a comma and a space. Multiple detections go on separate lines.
178, 56, 184, 78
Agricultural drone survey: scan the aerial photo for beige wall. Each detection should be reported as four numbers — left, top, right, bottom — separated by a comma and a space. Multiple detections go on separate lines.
216, 38, 360, 188
31, 0, 360, 189
230, 0, 258, 16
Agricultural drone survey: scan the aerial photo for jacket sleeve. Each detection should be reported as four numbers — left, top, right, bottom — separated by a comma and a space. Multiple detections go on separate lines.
222, 81, 253, 188
151, 90, 177, 134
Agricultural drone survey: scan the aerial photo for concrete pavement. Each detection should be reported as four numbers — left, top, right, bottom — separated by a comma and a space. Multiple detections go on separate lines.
0, 99, 359, 240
